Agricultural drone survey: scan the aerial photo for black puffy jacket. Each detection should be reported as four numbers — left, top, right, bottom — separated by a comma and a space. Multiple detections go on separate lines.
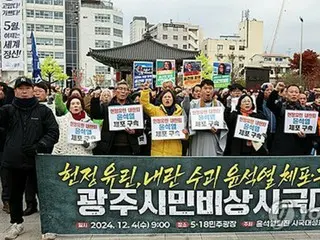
0, 97, 59, 169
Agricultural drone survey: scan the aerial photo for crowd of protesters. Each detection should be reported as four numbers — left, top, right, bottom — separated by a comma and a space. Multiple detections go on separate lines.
1, 76, 320, 239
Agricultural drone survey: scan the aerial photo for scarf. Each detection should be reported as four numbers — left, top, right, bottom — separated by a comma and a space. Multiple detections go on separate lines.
13, 97, 38, 109
240, 109, 253, 116
72, 111, 86, 121
164, 105, 176, 116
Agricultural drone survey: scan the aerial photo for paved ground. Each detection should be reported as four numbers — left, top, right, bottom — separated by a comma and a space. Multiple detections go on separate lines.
2, 207, 320, 240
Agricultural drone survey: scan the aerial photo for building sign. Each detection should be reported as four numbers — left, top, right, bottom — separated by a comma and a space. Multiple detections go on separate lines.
284, 110, 318, 134
37, 155, 320, 235
156, 59, 175, 87
67, 121, 101, 144
163, 23, 185, 28
212, 62, 232, 89
0, 0, 24, 71
190, 107, 225, 130
108, 105, 144, 131
183, 60, 202, 88
151, 116, 185, 140
133, 61, 153, 89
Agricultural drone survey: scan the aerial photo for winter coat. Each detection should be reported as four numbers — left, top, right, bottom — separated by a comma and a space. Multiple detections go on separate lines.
90, 96, 142, 155
225, 110, 268, 156
267, 90, 313, 155
0, 98, 59, 169
140, 89, 186, 156
53, 112, 96, 155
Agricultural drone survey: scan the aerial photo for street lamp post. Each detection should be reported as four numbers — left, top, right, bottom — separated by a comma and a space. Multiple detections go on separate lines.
299, 16, 304, 86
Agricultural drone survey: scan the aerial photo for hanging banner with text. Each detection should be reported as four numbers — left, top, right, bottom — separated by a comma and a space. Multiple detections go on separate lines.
190, 107, 225, 130
0, 0, 24, 71
133, 61, 153, 89
108, 105, 144, 131
156, 60, 176, 87
212, 62, 232, 89
183, 60, 202, 88
67, 121, 101, 144
284, 110, 318, 134
151, 116, 185, 140
234, 115, 269, 143
37, 155, 320, 235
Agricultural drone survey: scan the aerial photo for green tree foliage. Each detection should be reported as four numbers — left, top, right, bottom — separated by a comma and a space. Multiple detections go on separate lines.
196, 52, 213, 80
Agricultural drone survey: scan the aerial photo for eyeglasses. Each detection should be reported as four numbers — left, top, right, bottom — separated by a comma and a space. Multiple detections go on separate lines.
117, 87, 128, 91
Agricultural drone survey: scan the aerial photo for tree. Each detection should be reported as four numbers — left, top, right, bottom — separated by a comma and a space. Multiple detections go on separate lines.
290, 49, 319, 76
196, 52, 213, 80
40, 56, 64, 94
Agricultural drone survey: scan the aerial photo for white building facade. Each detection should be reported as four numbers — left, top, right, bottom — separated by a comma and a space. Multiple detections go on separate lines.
130, 17, 203, 51
78, 0, 123, 87
201, 19, 263, 72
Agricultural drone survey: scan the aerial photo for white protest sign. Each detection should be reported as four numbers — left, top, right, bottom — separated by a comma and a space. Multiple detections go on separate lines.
151, 116, 185, 140
190, 107, 225, 130
234, 115, 269, 143
67, 121, 101, 144
284, 110, 318, 134
108, 105, 144, 131
231, 97, 239, 112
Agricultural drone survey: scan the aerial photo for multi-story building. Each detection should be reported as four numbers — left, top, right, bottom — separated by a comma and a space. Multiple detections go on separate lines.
130, 17, 203, 51
201, 17, 263, 73
247, 53, 291, 83
78, 0, 123, 87
25, 0, 66, 74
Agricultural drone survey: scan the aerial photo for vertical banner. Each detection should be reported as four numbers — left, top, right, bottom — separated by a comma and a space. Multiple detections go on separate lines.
183, 60, 202, 88
133, 61, 153, 89
0, 0, 24, 71
213, 62, 232, 89
156, 60, 176, 87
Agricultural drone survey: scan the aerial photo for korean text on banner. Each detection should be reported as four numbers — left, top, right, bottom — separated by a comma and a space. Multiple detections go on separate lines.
156, 60, 176, 87
234, 115, 269, 143
0, 0, 24, 71
108, 105, 144, 131
190, 107, 225, 130
183, 60, 202, 88
67, 121, 101, 144
133, 61, 153, 89
151, 116, 185, 140
284, 110, 318, 134
212, 62, 232, 89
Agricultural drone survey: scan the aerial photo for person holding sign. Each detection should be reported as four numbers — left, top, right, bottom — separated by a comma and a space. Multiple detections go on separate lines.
53, 96, 97, 155
188, 79, 228, 156
141, 81, 187, 156
225, 94, 268, 156
267, 82, 313, 155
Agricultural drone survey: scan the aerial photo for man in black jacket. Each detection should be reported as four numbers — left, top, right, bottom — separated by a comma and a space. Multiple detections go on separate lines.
0, 77, 59, 240
90, 80, 142, 155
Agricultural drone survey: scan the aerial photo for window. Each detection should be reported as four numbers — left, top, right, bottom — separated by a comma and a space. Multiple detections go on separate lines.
113, 15, 123, 25
54, 11, 63, 20
163, 35, 168, 40
95, 40, 110, 48
95, 27, 110, 35
55, 52, 64, 59
26, 9, 34, 17
239, 46, 245, 51
36, 24, 53, 32
229, 45, 235, 50
35, 0, 53, 4
217, 44, 223, 50
54, 25, 63, 33
173, 44, 178, 48
54, 0, 63, 5
95, 66, 111, 75
113, 41, 122, 47
95, 14, 110, 23
27, 64, 33, 73
264, 57, 272, 61
239, 63, 244, 68
173, 35, 178, 40
204, 45, 207, 50
36, 38, 53, 46
183, 45, 188, 49
38, 51, 53, 58
35, 10, 53, 19
27, 24, 34, 31
183, 36, 187, 41
54, 39, 64, 46
113, 28, 123, 38
275, 57, 283, 62
27, 0, 34, 3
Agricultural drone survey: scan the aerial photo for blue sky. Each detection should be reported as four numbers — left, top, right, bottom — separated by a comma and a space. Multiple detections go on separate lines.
114, 0, 319, 56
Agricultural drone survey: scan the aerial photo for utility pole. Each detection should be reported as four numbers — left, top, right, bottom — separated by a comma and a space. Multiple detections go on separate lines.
299, 16, 304, 87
